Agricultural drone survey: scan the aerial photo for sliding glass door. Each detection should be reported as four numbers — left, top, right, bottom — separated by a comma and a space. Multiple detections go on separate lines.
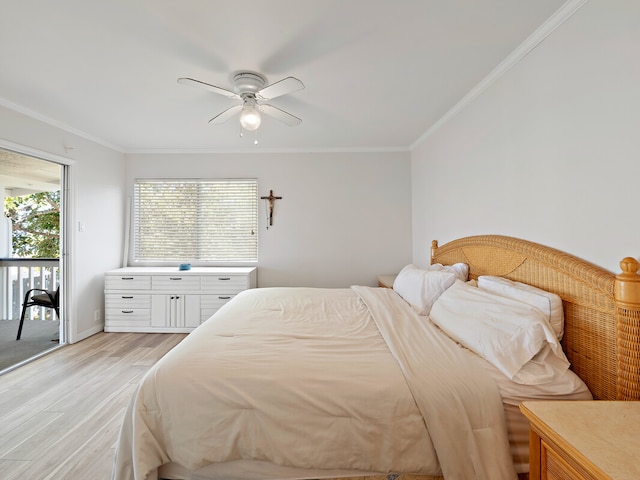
0, 147, 67, 371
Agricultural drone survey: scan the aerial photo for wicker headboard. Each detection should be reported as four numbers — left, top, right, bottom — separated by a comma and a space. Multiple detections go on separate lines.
430, 235, 640, 401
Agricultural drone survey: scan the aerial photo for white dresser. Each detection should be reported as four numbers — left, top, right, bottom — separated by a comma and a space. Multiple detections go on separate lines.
104, 266, 257, 333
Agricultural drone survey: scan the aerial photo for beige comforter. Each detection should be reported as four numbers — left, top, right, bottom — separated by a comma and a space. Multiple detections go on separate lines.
112, 286, 516, 480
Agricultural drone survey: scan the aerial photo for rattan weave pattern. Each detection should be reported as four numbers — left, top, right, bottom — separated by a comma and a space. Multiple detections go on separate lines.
617, 306, 640, 399
431, 235, 640, 401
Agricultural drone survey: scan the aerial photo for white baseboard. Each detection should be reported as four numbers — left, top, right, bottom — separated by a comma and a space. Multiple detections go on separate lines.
70, 324, 104, 344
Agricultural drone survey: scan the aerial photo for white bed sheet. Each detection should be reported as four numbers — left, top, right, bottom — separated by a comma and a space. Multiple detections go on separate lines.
165, 324, 592, 480
113, 286, 589, 480
114, 287, 436, 480
479, 352, 592, 473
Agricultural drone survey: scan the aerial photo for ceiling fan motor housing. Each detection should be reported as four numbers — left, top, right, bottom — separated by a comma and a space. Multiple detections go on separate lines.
233, 72, 266, 95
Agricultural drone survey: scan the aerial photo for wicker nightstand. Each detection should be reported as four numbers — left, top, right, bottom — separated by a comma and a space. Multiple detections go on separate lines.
520, 401, 640, 480
377, 275, 396, 288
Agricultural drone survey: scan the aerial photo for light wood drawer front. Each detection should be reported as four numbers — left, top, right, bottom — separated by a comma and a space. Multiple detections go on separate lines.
543, 441, 588, 480
201, 275, 248, 292
105, 275, 151, 290
106, 294, 151, 308
152, 276, 201, 291
106, 308, 150, 322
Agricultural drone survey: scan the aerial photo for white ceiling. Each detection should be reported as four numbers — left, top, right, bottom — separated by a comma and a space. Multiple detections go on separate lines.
0, 0, 565, 153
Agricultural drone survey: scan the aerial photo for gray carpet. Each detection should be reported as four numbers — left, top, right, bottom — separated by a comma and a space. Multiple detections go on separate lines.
0, 319, 60, 372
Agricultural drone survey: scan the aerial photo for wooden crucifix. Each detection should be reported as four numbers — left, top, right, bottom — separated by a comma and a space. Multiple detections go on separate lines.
260, 190, 282, 228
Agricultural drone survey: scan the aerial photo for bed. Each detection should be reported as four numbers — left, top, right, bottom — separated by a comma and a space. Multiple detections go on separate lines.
112, 235, 640, 480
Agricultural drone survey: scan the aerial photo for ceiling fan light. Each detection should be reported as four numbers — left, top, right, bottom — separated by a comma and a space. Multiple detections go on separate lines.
239, 106, 262, 131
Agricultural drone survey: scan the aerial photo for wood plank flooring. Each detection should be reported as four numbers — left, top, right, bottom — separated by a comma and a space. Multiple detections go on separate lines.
0, 331, 186, 480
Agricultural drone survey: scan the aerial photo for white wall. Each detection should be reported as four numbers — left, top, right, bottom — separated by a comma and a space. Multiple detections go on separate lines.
411, 0, 640, 273
0, 105, 126, 342
126, 151, 412, 287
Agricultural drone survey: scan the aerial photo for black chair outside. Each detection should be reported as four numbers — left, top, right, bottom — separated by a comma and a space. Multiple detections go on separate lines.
17, 287, 60, 340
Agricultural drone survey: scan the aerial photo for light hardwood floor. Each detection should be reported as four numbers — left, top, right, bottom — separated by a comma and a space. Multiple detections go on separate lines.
0, 331, 186, 480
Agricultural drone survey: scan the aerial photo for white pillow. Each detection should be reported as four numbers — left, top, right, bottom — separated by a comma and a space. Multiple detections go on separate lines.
430, 262, 469, 282
430, 280, 569, 384
393, 264, 457, 315
513, 343, 572, 385
477, 276, 564, 340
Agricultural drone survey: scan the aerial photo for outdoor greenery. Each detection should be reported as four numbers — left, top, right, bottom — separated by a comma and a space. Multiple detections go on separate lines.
4, 191, 60, 258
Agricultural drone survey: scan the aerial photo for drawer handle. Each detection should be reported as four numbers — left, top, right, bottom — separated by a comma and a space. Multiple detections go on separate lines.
121, 277, 134, 280
122, 296, 134, 299
122, 310, 134, 314
169, 277, 183, 281
218, 277, 231, 281
218, 296, 231, 300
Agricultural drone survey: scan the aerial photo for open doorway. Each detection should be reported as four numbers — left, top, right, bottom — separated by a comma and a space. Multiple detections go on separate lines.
0, 148, 66, 373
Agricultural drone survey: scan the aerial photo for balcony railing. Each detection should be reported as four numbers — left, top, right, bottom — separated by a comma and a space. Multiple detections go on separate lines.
0, 258, 60, 321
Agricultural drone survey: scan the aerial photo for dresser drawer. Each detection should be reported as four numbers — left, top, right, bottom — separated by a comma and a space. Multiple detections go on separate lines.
201, 275, 248, 293
105, 293, 151, 308
200, 294, 235, 322
105, 275, 151, 290
106, 308, 150, 322
152, 275, 201, 291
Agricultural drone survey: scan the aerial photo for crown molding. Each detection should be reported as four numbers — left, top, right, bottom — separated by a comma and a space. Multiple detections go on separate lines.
0, 97, 124, 153
124, 146, 410, 155
410, 0, 589, 150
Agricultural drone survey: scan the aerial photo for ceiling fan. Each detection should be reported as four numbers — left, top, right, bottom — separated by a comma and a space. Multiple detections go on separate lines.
178, 72, 304, 132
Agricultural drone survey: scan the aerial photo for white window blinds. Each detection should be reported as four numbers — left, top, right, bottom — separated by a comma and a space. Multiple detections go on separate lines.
133, 179, 258, 262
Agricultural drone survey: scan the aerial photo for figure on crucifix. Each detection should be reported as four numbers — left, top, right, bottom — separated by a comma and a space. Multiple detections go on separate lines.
260, 190, 282, 228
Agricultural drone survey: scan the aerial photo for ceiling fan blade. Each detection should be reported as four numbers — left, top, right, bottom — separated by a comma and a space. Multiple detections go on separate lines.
256, 77, 304, 100
259, 104, 302, 127
209, 105, 243, 124
178, 77, 240, 99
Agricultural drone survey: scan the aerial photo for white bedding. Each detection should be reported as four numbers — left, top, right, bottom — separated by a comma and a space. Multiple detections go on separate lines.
112, 286, 587, 480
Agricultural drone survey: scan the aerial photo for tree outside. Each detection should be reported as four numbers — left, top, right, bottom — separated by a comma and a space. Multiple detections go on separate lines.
4, 191, 60, 258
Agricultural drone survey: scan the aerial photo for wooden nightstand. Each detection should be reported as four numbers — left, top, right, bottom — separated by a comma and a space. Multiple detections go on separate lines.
520, 401, 640, 480
377, 274, 396, 288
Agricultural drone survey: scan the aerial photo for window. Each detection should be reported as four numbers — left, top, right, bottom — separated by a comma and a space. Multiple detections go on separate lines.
133, 179, 258, 263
